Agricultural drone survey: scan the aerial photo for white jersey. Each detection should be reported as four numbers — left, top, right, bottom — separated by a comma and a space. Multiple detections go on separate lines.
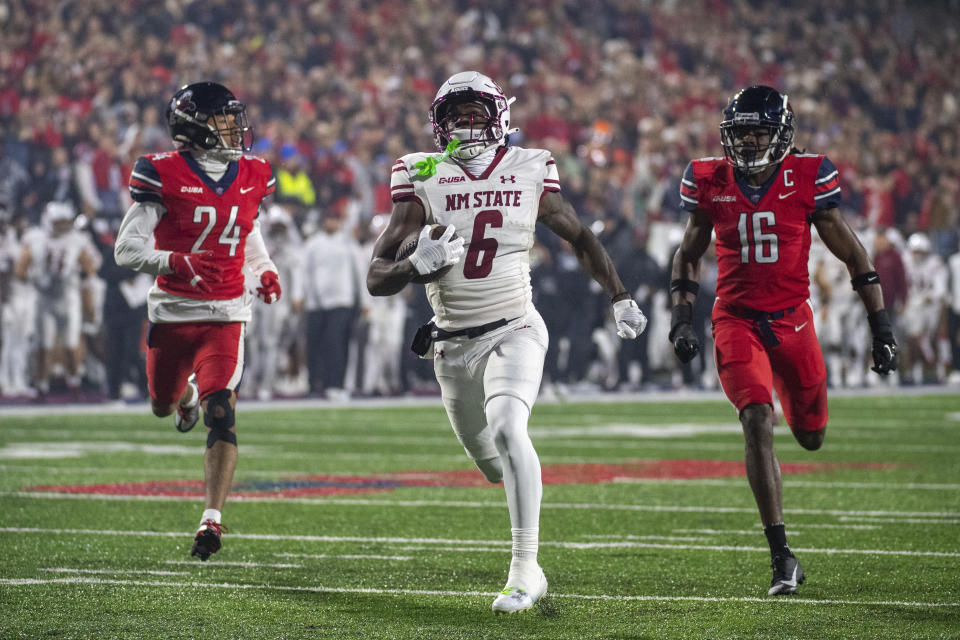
391, 146, 560, 330
22, 227, 99, 299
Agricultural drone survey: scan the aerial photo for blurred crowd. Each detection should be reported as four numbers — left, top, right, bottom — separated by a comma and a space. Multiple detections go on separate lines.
1, 0, 959, 402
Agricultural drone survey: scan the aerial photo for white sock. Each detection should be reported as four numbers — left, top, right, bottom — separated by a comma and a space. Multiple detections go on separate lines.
201, 508, 221, 525
507, 530, 541, 590
486, 394, 542, 590
511, 527, 539, 563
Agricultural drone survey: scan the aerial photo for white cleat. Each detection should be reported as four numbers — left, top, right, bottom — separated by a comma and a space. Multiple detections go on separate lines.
491, 567, 547, 614
175, 377, 200, 433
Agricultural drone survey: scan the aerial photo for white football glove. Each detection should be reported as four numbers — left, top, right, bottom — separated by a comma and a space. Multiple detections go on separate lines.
408, 225, 465, 276
613, 298, 647, 339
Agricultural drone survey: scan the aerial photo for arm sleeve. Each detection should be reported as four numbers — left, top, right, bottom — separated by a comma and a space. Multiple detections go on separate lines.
679, 161, 699, 212
680, 161, 700, 211
129, 156, 164, 204
544, 154, 561, 192
243, 217, 278, 278
114, 200, 172, 276
390, 158, 416, 202
814, 156, 842, 209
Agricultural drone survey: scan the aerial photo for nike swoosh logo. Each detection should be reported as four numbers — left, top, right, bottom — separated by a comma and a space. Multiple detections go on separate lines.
778, 190, 796, 199
784, 565, 799, 587
240, 186, 255, 194
794, 322, 808, 332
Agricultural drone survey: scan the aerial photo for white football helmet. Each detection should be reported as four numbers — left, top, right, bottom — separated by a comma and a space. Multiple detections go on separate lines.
429, 71, 518, 160
42, 201, 76, 235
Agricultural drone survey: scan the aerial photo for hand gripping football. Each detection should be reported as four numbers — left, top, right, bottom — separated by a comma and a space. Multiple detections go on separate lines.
396, 224, 459, 284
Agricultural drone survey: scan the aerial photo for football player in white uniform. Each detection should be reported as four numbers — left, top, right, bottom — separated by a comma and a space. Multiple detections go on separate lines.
15, 202, 100, 396
901, 232, 948, 383
366, 71, 647, 614
246, 204, 304, 400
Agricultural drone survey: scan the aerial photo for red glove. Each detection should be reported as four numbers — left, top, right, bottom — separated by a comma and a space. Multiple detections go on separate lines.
168, 251, 223, 294
256, 271, 282, 304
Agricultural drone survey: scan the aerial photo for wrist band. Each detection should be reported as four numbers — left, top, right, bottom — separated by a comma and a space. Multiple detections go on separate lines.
867, 309, 893, 338
611, 291, 631, 303
851, 271, 880, 291
669, 303, 693, 341
670, 278, 700, 296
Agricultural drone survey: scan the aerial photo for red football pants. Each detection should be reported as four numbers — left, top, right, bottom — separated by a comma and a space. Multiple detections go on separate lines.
146, 322, 245, 405
712, 301, 827, 433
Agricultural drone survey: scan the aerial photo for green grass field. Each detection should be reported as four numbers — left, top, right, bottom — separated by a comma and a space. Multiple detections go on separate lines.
1, 392, 958, 639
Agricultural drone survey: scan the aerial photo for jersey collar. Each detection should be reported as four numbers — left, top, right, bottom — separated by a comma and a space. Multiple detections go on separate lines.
456, 146, 508, 181
182, 151, 239, 196
734, 163, 782, 204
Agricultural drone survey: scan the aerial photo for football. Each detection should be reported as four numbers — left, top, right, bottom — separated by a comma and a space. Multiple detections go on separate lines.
396, 224, 457, 284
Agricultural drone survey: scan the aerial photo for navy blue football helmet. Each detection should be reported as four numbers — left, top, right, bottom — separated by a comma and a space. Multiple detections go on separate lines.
720, 85, 794, 174
166, 82, 251, 160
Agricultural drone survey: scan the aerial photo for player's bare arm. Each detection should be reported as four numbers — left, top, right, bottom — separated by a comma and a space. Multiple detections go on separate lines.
668, 207, 714, 362
366, 198, 426, 296
536, 190, 627, 300
812, 206, 898, 374
811, 207, 884, 312
670, 207, 713, 307
538, 191, 646, 338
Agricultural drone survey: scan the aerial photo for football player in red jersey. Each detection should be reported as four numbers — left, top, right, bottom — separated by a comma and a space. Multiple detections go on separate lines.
670, 86, 898, 595
115, 82, 282, 561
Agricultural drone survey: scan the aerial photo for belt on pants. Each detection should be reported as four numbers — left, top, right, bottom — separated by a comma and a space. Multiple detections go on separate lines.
410, 317, 518, 356
720, 301, 797, 348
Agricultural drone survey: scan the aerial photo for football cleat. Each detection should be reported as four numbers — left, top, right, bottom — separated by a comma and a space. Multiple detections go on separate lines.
768, 551, 805, 595
191, 519, 227, 561
175, 377, 200, 433
491, 567, 548, 614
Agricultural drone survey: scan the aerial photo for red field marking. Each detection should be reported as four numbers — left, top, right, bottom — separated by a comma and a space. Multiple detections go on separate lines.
26, 460, 892, 499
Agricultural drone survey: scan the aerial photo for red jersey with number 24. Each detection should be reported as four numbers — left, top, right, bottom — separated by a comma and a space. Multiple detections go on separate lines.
128, 150, 276, 300
679, 153, 841, 312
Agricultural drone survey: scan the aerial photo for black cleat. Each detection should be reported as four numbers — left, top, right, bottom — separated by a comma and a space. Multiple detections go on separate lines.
768, 551, 804, 595
190, 520, 227, 561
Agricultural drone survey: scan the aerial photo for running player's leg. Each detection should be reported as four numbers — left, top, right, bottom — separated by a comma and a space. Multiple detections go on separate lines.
194, 323, 244, 512
714, 315, 781, 522
436, 347, 501, 483
190, 322, 244, 560
714, 312, 802, 594
769, 303, 829, 451
146, 323, 196, 418
483, 316, 549, 613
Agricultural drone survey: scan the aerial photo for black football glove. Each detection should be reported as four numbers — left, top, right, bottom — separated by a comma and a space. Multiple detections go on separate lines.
867, 309, 898, 375
669, 304, 701, 364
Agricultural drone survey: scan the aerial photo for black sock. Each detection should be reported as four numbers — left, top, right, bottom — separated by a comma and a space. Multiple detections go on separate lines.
764, 523, 789, 556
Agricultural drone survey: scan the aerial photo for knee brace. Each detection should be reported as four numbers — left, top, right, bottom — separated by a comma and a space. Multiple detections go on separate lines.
203, 388, 237, 448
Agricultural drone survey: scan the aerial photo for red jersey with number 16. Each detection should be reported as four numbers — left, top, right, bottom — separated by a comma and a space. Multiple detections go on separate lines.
128, 150, 276, 300
679, 153, 841, 312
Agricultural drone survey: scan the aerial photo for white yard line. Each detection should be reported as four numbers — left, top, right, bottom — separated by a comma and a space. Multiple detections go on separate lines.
838, 516, 960, 525
40, 568, 189, 576
3, 493, 959, 521
164, 560, 303, 569
613, 478, 960, 491
1, 527, 957, 558
0, 576, 954, 608
671, 524, 882, 535
274, 552, 413, 561
392, 545, 507, 553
